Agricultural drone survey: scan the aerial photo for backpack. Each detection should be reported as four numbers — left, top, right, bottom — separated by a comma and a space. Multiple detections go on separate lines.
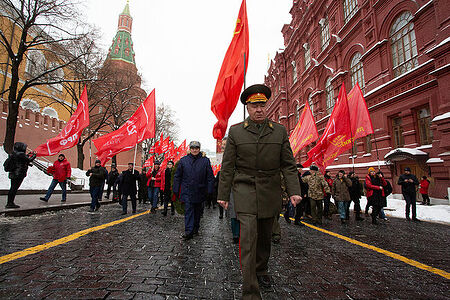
3, 155, 15, 172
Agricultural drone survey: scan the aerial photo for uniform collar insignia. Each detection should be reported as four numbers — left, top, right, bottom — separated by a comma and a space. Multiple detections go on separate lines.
243, 120, 249, 128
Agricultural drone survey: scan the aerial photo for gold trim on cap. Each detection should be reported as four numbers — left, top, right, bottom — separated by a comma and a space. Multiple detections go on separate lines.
246, 93, 268, 103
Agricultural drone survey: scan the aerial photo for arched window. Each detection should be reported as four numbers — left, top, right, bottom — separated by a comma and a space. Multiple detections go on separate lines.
350, 52, 365, 92
25, 50, 46, 77
303, 43, 311, 70
292, 61, 297, 84
320, 17, 330, 51
21, 99, 40, 112
343, 0, 358, 23
294, 102, 300, 123
325, 77, 334, 114
308, 93, 314, 115
42, 107, 59, 120
48, 62, 64, 92
390, 11, 418, 77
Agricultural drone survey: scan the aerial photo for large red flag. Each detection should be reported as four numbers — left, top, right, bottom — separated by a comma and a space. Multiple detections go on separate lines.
304, 83, 352, 170
289, 101, 319, 157
93, 89, 156, 165
211, 0, 249, 140
348, 82, 374, 140
35, 86, 89, 156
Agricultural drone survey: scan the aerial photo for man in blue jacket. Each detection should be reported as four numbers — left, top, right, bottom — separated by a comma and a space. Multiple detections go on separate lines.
173, 141, 214, 240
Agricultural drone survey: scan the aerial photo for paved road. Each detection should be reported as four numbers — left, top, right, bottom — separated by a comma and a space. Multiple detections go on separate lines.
0, 202, 449, 299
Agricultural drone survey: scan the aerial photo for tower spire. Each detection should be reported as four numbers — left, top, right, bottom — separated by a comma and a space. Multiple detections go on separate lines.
107, 1, 135, 65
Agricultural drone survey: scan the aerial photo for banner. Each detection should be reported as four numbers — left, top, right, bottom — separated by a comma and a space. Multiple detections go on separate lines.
348, 82, 374, 140
289, 101, 318, 157
34, 86, 89, 156
211, 0, 249, 140
93, 89, 156, 165
304, 83, 352, 170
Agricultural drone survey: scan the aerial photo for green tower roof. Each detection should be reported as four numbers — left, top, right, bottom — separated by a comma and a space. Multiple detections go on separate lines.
107, 1, 135, 65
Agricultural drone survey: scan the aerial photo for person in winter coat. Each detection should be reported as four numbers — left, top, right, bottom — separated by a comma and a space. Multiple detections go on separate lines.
173, 141, 214, 240
39, 154, 71, 203
348, 171, 364, 221
293, 165, 308, 226
86, 159, 108, 212
303, 165, 330, 225
105, 165, 119, 199
377, 171, 392, 221
138, 167, 148, 204
323, 170, 334, 219
162, 161, 175, 216
332, 170, 352, 224
420, 176, 431, 205
214, 170, 224, 219
147, 162, 162, 213
114, 173, 124, 202
398, 167, 420, 221
365, 167, 387, 224
120, 163, 139, 214
4, 142, 36, 208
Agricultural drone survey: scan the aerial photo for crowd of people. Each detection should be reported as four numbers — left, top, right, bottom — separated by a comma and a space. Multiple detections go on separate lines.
2, 83, 433, 300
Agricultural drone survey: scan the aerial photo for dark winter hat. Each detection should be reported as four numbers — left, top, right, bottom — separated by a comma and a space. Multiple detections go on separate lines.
404, 167, 411, 172
95, 159, 101, 164
348, 171, 355, 176
189, 141, 201, 148
240, 84, 271, 105
310, 165, 319, 171
338, 170, 345, 174
154, 161, 161, 165
13, 142, 27, 152
58, 154, 65, 158
296, 163, 303, 168
167, 160, 174, 165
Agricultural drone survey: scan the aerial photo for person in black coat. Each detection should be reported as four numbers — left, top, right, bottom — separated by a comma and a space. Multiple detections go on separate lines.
3, 142, 36, 208
105, 165, 119, 199
138, 167, 148, 204
121, 163, 139, 215
173, 141, 214, 240
162, 161, 175, 216
114, 173, 124, 202
347, 171, 364, 221
397, 167, 420, 221
86, 159, 108, 212
214, 171, 223, 219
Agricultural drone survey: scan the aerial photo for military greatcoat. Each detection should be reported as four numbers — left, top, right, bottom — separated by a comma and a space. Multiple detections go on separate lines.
218, 117, 300, 218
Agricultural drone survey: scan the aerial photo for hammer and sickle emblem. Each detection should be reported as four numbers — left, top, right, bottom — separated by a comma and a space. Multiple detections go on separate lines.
234, 18, 242, 35
127, 124, 137, 136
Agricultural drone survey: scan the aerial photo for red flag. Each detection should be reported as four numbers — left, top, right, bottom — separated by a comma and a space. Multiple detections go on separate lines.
211, 0, 249, 140
348, 83, 374, 140
289, 101, 319, 157
161, 136, 170, 153
304, 83, 352, 170
143, 156, 154, 168
35, 86, 89, 156
93, 89, 156, 165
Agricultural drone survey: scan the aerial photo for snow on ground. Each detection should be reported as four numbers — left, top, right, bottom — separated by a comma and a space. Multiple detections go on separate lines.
0, 148, 89, 190
358, 196, 450, 225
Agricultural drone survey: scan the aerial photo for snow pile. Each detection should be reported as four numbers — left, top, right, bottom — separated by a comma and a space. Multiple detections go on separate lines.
359, 196, 450, 225
0, 148, 89, 190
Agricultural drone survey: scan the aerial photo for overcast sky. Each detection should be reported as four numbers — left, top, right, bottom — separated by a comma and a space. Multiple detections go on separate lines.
84, 0, 293, 153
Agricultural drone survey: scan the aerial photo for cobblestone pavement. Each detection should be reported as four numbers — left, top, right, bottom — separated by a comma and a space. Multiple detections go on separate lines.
0, 202, 449, 299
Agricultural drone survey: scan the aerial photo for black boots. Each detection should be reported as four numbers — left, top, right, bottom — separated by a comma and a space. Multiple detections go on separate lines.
5, 203, 20, 208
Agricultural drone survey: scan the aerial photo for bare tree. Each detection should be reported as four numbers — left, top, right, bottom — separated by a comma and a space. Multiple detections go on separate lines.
0, 0, 95, 153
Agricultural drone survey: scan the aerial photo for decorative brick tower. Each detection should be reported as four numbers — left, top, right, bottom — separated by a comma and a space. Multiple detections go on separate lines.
108, 1, 136, 66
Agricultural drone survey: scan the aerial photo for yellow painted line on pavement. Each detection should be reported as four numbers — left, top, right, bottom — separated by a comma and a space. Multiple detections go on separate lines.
279, 214, 450, 280
0, 210, 150, 265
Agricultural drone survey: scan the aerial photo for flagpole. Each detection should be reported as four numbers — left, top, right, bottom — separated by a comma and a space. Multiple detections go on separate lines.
372, 129, 381, 170
243, 52, 247, 121
132, 143, 137, 173
343, 83, 355, 173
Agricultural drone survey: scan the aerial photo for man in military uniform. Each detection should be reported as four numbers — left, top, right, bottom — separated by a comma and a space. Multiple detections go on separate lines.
218, 84, 302, 300
303, 165, 330, 225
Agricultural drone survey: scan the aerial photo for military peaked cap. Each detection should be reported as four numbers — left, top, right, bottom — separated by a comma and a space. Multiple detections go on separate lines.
240, 84, 272, 105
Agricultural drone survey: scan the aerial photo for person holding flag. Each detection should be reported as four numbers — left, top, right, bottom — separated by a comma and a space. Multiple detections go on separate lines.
40, 154, 71, 203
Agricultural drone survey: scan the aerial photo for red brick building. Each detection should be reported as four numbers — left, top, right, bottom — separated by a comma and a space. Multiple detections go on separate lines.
265, 0, 449, 200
